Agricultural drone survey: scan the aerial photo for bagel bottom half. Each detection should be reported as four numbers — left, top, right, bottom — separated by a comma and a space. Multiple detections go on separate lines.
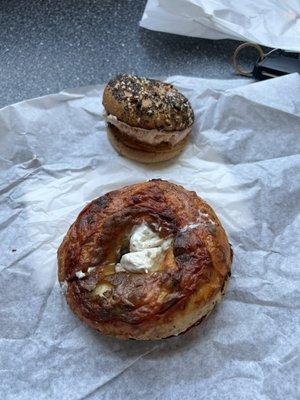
107, 124, 188, 163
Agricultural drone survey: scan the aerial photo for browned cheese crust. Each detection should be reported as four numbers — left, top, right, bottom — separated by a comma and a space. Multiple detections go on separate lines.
57, 180, 233, 340
102, 75, 194, 131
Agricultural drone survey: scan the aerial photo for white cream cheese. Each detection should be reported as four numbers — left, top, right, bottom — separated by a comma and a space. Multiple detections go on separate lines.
180, 211, 216, 233
130, 224, 164, 251
115, 224, 172, 273
75, 270, 86, 279
106, 114, 190, 146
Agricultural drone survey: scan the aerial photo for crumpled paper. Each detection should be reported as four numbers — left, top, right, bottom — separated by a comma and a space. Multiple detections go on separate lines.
140, 0, 300, 52
1, 74, 299, 400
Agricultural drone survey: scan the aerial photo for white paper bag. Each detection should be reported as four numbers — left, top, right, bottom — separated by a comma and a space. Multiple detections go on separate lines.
140, 0, 300, 52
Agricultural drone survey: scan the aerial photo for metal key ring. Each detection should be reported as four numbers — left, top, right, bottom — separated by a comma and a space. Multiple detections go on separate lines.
232, 42, 265, 76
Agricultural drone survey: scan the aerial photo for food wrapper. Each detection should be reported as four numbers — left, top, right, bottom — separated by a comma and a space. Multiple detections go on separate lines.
140, 0, 300, 52
1, 74, 299, 400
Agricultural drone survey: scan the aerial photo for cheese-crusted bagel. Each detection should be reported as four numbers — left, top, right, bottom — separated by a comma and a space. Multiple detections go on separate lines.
58, 180, 232, 340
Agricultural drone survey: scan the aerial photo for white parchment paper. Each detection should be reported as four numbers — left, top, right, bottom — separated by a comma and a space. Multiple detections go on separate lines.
0, 74, 300, 400
140, 0, 300, 52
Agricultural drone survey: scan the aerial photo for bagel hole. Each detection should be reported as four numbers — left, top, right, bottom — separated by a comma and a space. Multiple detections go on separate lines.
116, 237, 130, 263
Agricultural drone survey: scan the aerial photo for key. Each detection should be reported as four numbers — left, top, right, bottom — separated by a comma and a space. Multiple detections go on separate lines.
232, 42, 300, 80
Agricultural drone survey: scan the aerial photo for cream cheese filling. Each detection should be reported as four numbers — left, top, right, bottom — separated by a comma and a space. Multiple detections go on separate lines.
115, 224, 172, 273
106, 113, 190, 146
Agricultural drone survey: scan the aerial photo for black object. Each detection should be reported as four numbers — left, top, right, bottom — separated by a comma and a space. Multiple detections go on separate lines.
252, 54, 300, 80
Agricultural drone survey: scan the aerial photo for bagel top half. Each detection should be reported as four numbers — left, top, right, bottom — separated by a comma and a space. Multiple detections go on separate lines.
57, 180, 232, 340
102, 75, 194, 132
